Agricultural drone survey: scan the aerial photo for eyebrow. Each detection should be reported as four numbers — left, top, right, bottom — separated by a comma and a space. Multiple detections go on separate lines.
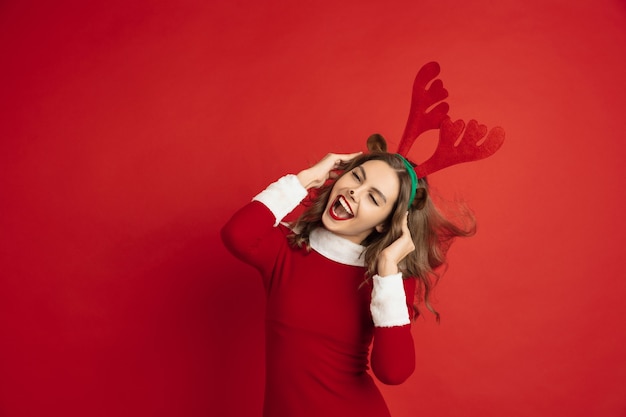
357, 166, 387, 204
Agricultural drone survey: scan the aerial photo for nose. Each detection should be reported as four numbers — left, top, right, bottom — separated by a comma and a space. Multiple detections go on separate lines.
348, 188, 360, 202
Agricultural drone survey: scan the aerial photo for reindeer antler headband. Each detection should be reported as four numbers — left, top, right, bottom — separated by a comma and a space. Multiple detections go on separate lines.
389, 62, 505, 208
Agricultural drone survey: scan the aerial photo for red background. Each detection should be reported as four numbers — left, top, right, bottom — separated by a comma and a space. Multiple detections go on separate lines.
2, 1, 626, 416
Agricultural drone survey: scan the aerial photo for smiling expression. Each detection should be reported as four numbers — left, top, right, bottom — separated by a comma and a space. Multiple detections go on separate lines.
321, 160, 400, 244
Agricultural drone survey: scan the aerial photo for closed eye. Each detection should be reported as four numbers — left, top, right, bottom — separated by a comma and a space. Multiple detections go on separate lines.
353, 166, 385, 205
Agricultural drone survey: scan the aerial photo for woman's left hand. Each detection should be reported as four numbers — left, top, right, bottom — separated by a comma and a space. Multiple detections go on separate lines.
377, 213, 415, 276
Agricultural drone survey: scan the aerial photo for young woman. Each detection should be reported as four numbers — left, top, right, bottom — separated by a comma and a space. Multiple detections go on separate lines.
221, 137, 474, 417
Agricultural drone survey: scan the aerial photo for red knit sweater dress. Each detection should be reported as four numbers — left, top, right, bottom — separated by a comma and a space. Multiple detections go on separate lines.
221, 174, 416, 417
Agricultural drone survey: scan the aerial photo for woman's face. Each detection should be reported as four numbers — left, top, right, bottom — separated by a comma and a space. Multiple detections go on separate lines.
322, 159, 400, 244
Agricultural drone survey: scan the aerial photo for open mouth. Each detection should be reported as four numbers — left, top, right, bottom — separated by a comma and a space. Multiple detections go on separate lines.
329, 195, 354, 221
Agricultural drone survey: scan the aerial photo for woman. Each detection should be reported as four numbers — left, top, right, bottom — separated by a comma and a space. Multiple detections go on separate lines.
221, 137, 474, 417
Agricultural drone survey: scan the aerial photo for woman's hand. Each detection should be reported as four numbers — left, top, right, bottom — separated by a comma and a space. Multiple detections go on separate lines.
296, 152, 362, 190
377, 213, 415, 277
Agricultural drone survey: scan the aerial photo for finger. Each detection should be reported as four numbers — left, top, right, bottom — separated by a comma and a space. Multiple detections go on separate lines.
402, 212, 411, 234
337, 152, 362, 164
401, 213, 414, 251
327, 152, 362, 170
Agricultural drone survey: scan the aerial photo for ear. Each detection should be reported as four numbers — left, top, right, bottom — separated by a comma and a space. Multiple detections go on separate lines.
367, 134, 387, 152
375, 223, 386, 233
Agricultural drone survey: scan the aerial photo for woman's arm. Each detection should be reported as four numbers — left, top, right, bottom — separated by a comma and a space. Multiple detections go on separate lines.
221, 175, 306, 273
221, 152, 362, 273
369, 213, 418, 384
369, 276, 416, 385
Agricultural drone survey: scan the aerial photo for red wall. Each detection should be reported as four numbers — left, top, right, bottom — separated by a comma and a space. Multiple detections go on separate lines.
2, 1, 626, 416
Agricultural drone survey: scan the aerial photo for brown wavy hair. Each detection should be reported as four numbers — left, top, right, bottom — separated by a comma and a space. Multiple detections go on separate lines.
288, 136, 476, 320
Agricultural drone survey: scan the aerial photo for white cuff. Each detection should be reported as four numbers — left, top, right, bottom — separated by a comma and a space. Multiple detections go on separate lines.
252, 174, 308, 226
370, 273, 410, 327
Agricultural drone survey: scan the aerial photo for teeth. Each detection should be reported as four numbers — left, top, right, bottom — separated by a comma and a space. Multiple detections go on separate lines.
339, 196, 353, 216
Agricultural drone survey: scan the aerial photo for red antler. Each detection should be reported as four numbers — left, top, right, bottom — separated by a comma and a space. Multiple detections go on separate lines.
397, 62, 450, 156
394, 62, 505, 177
415, 118, 506, 178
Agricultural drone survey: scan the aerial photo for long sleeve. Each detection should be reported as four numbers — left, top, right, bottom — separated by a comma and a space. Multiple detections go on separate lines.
221, 174, 307, 276
369, 276, 416, 385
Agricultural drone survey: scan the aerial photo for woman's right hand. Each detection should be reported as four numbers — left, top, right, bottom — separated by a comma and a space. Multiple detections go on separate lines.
296, 152, 362, 190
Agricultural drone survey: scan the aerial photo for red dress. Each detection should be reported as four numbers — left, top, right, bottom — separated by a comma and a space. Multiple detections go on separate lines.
222, 175, 416, 417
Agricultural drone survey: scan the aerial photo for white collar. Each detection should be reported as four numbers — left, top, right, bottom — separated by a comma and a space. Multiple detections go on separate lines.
309, 227, 366, 267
